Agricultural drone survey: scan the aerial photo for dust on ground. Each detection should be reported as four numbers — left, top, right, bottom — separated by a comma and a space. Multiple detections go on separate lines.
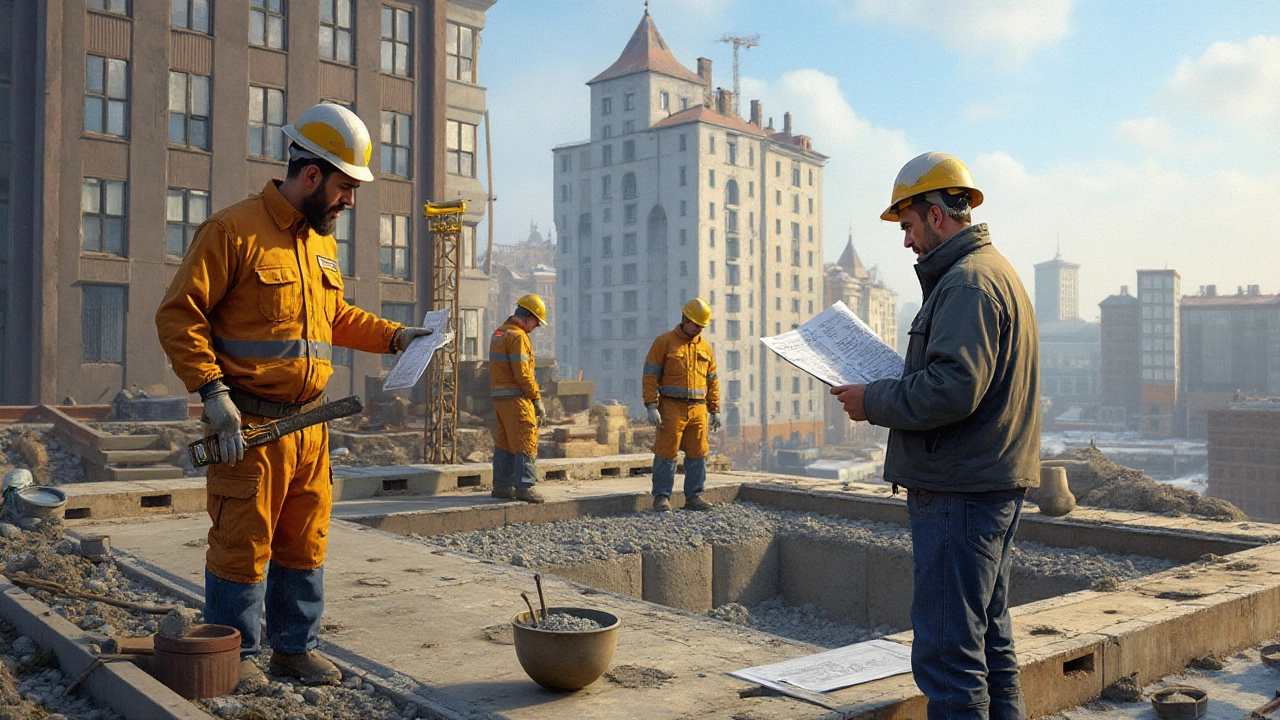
1041, 447, 1246, 521
605, 665, 675, 688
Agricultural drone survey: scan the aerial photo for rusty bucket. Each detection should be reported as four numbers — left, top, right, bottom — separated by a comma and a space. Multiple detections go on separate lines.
151, 624, 240, 699
512, 607, 620, 691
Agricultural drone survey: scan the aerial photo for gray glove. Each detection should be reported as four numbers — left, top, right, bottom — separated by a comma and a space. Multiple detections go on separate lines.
534, 399, 547, 427
204, 392, 245, 467
393, 326, 433, 352
708, 412, 722, 433
646, 403, 661, 427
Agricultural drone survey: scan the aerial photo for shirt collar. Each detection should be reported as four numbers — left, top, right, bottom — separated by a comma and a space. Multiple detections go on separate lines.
914, 223, 991, 292
262, 180, 304, 232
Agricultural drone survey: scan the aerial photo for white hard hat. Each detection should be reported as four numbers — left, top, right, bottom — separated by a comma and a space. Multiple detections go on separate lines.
282, 103, 375, 183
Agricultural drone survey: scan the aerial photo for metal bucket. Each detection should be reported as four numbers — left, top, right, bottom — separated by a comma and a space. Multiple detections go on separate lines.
16, 487, 67, 520
512, 607, 619, 691
151, 624, 241, 699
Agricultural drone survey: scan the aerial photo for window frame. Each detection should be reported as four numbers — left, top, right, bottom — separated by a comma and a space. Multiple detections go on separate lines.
249, 0, 286, 50
379, 212, 411, 279
334, 208, 354, 275
381, 5, 413, 77
165, 187, 210, 259
85, 55, 129, 138
82, 284, 127, 364
168, 70, 211, 149
446, 21, 476, 82
171, 0, 211, 33
88, 0, 130, 16
320, 0, 355, 64
248, 86, 286, 160
382, 110, 413, 178
81, 178, 127, 256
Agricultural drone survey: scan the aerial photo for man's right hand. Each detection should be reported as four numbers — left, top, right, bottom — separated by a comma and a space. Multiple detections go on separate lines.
204, 392, 245, 467
646, 403, 661, 427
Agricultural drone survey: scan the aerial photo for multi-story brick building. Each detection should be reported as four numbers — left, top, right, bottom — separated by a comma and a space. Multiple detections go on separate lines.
0, 0, 493, 404
551, 11, 828, 463
1098, 286, 1141, 424
1207, 401, 1280, 521
1137, 269, 1181, 436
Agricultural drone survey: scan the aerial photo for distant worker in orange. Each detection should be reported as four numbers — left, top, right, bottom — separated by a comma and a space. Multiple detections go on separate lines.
156, 103, 432, 690
490, 294, 548, 504
642, 298, 720, 512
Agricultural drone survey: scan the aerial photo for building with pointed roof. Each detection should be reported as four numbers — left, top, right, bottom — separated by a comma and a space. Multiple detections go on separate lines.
552, 11, 829, 466
1035, 251, 1081, 323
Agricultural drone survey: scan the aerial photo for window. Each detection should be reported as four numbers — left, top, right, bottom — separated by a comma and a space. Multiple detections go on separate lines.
709, 202, 715, 220
82, 178, 126, 255
446, 22, 476, 81
709, 261, 716, 279
709, 169, 716, 188
792, 240, 800, 266
681, 97, 689, 110
624, 92, 635, 111
560, 184, 570, 202
381, 5, 412, 76
726, 320, 740, 340
250, 0, 285, 50
89, 0, 129, 15
679, 134, 687, 151
601, 236, 612, 257
85, 56, 128, 137
792, 167, 801, 186
749, 146, 754, 166
603, 207, 611, 223
380, 302, 414, 368
749, 181, 754, 197
82, 285, 126, 363
775, 189, 781, 205
808, 197, 814, 214
809, 169, 814, 185
679, 201, 686, 217
623, 233, 637, 255
321, 0, 354, 64
624, 204, 636, 224
727, 141, 737, 165
808, 226, 814, 242
660, 91, 669, 110
624, 120, 635, 133
679, 166, 687, 186
601, 125, 612, 139
791, 298, 800, 313
726, 180, 739, 206
334, 210, 353, 275
601, 175, 612, 199
622, 172, 636, 199
623, 140, 635, 162
602, 145, 613, 166
379, 213, 410, 279
791, 222, 800, 240
168, 72, 210, 149
727, 264, 740, 286
623, 264, 637, 285
601, 96, 612, 115
382, 111, 412, 177
726, 350, 741, 369
708, 135, 716, 154
623, 289, 637, 310
680, 260, 688, 276
602, 292, 613, 312
249, 86, 285, 159
791, 274, 800, 291
172, 0, 210, 32
165, 188, 209, 258
775, 161, 781, 177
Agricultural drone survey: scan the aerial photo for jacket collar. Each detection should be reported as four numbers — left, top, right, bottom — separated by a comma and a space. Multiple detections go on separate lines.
262, 180, 304, 232
674, 324, 699, 343
914, 223, 991, 299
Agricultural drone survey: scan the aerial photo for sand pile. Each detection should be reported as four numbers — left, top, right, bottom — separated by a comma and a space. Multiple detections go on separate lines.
1043, 447, 1245, 521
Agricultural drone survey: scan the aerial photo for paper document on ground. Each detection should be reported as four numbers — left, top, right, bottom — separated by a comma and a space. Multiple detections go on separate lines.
730, 639, 912, 694
382, 308, 453, 391
760, 301, 904, 387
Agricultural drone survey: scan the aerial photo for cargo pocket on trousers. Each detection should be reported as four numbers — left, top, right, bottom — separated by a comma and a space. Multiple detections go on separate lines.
207, 467, 262, 536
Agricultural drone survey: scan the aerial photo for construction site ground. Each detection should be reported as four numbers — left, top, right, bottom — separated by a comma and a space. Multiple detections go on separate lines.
7, 460, 1275, 719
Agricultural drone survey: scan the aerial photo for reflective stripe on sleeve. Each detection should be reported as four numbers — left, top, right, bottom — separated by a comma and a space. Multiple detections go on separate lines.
706, 372, 718, 381
491, 388, 525, 398
213, 336, 333, 361
490, 352, 531, 362
658, 385, 707, 398
643, 362, 663, 376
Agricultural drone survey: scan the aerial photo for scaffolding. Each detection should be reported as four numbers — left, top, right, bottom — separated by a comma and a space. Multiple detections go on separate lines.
422, 199, 466, 464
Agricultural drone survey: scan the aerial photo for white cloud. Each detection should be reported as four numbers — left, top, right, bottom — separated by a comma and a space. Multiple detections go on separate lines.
1115, 116, 1174, 152
846, 0, 1073, 64
1163, 35, 1280, 128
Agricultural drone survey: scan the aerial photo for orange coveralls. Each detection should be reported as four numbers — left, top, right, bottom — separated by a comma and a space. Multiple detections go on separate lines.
489, 319, 540, 458
156, 180, 401, 584
642, 325, 720, 460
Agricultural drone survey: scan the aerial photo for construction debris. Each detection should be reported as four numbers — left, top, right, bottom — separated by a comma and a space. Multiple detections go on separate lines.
1042, 447, 1246, 521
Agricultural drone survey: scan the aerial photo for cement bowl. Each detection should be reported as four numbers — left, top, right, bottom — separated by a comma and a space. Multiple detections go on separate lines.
16, 486, 67, 520
1150, 684, 1208, 719
512, 607, 620, 691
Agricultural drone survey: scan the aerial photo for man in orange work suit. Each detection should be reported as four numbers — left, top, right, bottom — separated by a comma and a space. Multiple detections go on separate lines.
156, 103, 432, 689
642, 298, 721, 512
489, 295, 548, 504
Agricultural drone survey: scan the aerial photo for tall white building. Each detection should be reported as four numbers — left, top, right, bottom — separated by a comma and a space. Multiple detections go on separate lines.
552, 11, 828, 462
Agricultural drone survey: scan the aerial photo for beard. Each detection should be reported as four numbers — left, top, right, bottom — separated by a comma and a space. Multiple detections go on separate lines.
301, 182, 347, 236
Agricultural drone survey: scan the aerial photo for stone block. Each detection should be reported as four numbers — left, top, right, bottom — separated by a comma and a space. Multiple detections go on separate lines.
865, 544, 914, 629
539, 553, 642, 599
712, 536, 779, 608
642, 544, 713, 613
552, 426, 597, 442
780, 534, 867, 624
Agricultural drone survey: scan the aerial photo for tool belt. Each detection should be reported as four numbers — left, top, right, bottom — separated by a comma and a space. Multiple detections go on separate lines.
228, 387, 325, 419
660, 395, 706, 405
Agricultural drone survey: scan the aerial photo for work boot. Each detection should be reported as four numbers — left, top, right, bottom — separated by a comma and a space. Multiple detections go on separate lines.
515, 486, 545, 504
653, 496, 672, 512
269, 650, 342, 686
237, 658, 268, 693
491, 486, 515, 499
683, 495, 713, 512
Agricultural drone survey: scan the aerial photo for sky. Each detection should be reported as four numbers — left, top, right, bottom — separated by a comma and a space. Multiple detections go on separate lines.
476, 0, 1280, 320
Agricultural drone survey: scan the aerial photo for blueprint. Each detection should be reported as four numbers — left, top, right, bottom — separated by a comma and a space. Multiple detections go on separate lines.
382, 308, 454, 391
760, 301, 904, 387
730, 638, 913, 693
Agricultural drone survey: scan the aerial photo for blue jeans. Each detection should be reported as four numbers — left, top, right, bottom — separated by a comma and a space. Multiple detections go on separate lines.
907, 488, 1026, 720
492, 448, 515, 490
651, 456, 706, 499
205, 563, 325, 657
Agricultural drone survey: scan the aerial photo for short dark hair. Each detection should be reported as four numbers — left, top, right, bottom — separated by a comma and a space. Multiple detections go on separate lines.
907, 190, 972, 224
514, 306, 534, 320
286, 147, 340, 182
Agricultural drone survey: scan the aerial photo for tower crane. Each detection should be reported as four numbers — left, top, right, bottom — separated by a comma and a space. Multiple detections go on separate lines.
717, 33, 759, 118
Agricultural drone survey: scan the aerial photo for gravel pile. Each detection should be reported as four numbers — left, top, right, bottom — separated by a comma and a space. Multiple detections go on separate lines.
425, 502, 1176, 585
521, 613, 603, 631
710, 597, 896, 649
0, 618, 122, 720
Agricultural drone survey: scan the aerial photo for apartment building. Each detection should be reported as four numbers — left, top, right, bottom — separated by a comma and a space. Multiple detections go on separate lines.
1207, 401, 1280, 521
552, 11, 828, 459
1034, 251, 1080, 323
0, 0, 493, 404
1137, 269, 1180, 436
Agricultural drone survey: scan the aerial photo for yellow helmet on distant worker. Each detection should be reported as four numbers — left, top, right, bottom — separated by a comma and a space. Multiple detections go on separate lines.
516, 294, 548, 327
682, 298, 712, 327
282, 103, 375, 183
881, 152, 983, 222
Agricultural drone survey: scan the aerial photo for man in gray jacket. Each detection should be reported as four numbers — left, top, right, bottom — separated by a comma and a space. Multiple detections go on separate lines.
832, 152, 1040, 720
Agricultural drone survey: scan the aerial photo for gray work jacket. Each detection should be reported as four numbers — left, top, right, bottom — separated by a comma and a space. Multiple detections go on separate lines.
864, 224, 1041, 493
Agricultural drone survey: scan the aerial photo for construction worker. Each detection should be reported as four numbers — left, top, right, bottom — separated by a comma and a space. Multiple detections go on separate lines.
642, 298, 721, 512
832, 152, 1040, 719
490, 294, 548, 504
156, 103, 433, 690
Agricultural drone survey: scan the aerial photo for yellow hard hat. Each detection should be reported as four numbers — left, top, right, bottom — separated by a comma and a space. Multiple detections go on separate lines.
282, 103, 375, 183
682, 298, 712, 327
881, 152, 983, 222
516, 294, 548, 326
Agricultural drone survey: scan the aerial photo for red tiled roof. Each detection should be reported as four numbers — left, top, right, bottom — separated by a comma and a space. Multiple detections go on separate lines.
651, 104, 770, 137
588, 13, 704, 86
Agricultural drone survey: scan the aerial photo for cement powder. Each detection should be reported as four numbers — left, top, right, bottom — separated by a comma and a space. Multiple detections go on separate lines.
520, 612, 603, 631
